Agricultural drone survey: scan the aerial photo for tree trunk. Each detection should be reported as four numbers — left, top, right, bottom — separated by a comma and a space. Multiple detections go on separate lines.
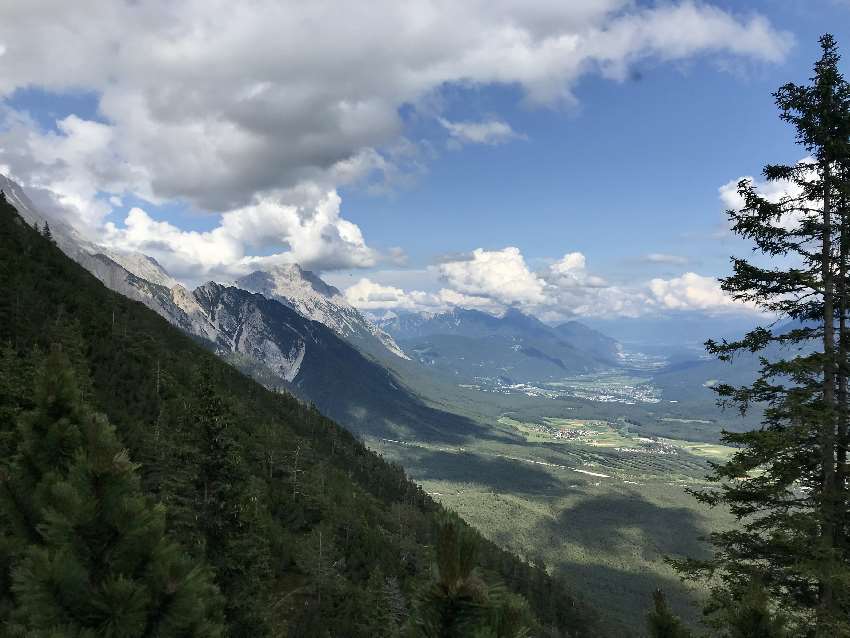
819, 161, 837, 629
837, 167, 849, 555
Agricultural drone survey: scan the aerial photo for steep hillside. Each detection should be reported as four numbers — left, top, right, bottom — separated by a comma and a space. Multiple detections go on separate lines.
0, 193, 600, 635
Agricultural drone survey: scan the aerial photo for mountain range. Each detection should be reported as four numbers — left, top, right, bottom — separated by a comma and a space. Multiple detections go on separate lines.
0, 185, 599, 636
375, 307, 621, 386
0, 174, 626, 438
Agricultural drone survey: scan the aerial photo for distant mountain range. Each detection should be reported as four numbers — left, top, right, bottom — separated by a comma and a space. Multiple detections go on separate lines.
374, 307, 621, 385
0, 175, 514, 440
3, 175, 649, 438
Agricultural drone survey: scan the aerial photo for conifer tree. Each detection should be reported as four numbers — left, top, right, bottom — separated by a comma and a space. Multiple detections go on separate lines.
411, 515, 533, 638
0, 347, 224, 636
646, 590, 691, 638
713, 580, 788, 638
674, 34, 850, 636
411, 515, 488, 637
192, 367, 272, 636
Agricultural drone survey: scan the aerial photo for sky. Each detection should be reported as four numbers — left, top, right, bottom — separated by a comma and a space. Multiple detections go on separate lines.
0, 0, 848, 325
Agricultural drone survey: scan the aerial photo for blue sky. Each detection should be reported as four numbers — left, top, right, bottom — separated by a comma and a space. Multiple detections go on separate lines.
339, 1, 848, 276
0, 1, 847, 323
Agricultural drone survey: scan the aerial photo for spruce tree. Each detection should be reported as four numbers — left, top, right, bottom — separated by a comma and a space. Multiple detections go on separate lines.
674, 34, 850, 636
193, 367, 272, 636
645, 589, 691, 638
0, 347, 224, 636
411, 515, 488, 637
713, 580, 788, 638
411, 515, 533, 638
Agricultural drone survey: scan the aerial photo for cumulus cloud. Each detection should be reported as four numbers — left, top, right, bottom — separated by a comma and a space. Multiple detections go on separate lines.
0, 1, 792, 283
547, 252, 608, 288
344, 278, 497, 313
718, 158, 816, 233
439, 247, 547, 305
102, 190, 377, 283
1, 1, 790, 211
648, 272, 742, 312
344, 247, 756, 319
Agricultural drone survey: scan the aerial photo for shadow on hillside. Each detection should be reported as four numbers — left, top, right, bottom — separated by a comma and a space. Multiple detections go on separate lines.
402, 448, 562, 495
538, 491, 711, 635
337, 389, 518, 446
548, 491, 710, 560
556, 560, 703, 637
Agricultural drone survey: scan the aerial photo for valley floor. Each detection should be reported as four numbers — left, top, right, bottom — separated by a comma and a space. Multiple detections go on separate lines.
369, 377, 738, 636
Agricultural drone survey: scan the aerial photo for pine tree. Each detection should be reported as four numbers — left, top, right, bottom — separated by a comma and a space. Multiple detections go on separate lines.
192, 367, 272, 636
0, 347, 224, 636
361, 567, 403, 637
645, 590, 691, 638
411, 515, 488, 637
674, 34, 850, 636
713, 580, 788, 638
411, 515, 533, 638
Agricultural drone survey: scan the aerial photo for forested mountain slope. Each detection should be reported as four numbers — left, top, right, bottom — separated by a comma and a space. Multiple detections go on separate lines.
0, 195, 600, 635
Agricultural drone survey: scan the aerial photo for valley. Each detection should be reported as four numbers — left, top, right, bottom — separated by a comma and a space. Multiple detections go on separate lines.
3, 11, 847, 636
0, 173, 762, 635
369, 369, 741, 635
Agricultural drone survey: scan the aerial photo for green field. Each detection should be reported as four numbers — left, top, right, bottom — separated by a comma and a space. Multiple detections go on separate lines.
369, 391, 739, 636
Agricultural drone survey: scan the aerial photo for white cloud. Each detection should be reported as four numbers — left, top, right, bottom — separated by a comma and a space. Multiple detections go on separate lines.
344, 248, 757, 319
642, 253, 689, 265
548, 252, 608, 288
344, 278, 497, 313
718, 157, 816, 233
439, 247, 547, 306
0, 1, 790, 212
439, 118, 523, 146
648, 271, 742, 312
103, 189, 377, 283
0, 1, 792, 284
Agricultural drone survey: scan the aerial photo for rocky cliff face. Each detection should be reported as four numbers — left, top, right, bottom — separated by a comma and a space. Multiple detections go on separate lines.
235, 265, 408, 360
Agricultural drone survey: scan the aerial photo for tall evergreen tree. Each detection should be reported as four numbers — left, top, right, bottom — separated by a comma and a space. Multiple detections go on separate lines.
411, 515, 488, 637
712, 580, 788, 638
192, 367, 272, 636
411, 515, 534, 638
674, 34, 850, 636
645, 589, 691, 638
0, 347, 224, 636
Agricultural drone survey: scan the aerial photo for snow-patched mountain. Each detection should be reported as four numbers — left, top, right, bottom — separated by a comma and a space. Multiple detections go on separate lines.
236, 265, 408, 360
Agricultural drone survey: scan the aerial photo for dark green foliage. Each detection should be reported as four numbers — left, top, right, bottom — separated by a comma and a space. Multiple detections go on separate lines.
674, 34, 850, 637
646, 589, 691, 638
410, 515, 534, 638
710, 581, 788, 638
0, 175, 600, 636
1, 348, 224, 636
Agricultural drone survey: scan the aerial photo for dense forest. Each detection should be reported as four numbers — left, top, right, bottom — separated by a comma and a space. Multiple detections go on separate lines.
0, 196, 600, 635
